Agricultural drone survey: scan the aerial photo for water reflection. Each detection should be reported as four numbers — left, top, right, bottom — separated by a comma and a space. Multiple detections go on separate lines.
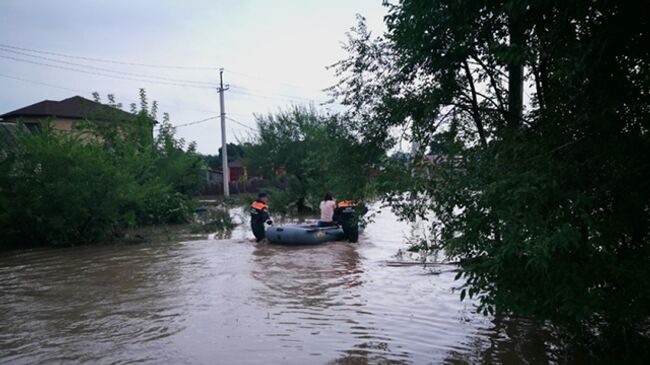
251, 242, 414, 364
328, 341, 410, 365
0, 243, 188, 364
443, 317, 555, 364
0, 208, 570, 364
252, 243, 363, 308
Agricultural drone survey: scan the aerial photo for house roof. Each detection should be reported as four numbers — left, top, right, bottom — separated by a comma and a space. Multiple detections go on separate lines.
212, 160, 245, 172
0, 96, 136, 122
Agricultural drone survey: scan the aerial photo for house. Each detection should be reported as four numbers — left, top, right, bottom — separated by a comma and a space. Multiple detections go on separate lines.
226, 159, 246, 181
210, 159, 247, 182
0, 95, 149, 136
206, 167, 223, 183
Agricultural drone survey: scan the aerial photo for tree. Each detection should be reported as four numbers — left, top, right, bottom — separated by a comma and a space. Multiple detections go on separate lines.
202, 143, 245, 170
154, 113, 206, 196
330, 0, 650, 356
0, 90, 206, 248
244, 106, 380, 213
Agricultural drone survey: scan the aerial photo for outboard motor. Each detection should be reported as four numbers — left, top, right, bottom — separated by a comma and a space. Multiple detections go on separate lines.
334, 200, 359, 243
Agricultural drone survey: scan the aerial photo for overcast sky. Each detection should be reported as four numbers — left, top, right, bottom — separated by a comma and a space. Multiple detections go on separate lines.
0, 0, 387, 154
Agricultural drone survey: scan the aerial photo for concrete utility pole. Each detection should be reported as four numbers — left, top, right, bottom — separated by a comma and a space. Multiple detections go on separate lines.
219, 68, 230, 197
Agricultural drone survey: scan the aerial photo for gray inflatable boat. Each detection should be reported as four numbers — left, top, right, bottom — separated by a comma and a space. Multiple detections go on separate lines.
265, 223, 363, 245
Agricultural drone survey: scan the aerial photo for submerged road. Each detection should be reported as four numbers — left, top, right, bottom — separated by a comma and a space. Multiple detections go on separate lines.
0, 209, 557, 364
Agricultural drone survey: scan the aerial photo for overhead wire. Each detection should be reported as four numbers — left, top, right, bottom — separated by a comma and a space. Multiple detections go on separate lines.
0, 47, 219, 87
229, 87, 327, 105
1, 43, 344, 136
170, 115, 220, 128
0, 44, 327, 98
0, 54, 217, 89
0, 72, 88, 94
0, 72, 223, 117
0, 43, 218, 71
225, 116, 256, 131
1, 53, 333, 105
226, 68, 323, 94
0, 72, 224, 131
0, 43, 338, 106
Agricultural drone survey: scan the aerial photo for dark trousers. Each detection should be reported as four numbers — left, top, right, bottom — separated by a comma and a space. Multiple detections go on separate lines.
251, 222, 266, 241
341, 222, 359, 243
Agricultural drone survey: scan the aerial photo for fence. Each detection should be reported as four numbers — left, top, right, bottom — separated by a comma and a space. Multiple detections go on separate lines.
200, 178, 286, 196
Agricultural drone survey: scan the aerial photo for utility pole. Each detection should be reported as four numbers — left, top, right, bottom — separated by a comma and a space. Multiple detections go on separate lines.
219, 68, 230, 197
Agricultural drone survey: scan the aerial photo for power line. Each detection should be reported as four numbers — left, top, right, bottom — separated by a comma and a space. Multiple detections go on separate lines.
0, 47, 219, 87
1, 53, 331, 103
0, 76, 218, 130
0, 43, 339, 106
229, 84, 328, 104
0, 43, 344, 105
0, 54, 217, 89
0, 43, 218, 71
0, 72, 220, 115
0, 72, 88, 94
173, 116, 220, 128
226, 116, 256, 131
226, 68, 323, 94
229, 87, 326, 105
0, 72, 252, 136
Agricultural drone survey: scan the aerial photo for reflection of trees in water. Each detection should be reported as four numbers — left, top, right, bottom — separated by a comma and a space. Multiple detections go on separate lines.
252, 243, 413, 364
0, 242, 190, 363
251, 243, 363, 308
442, 316, 579, 364
326, 340, 410, 365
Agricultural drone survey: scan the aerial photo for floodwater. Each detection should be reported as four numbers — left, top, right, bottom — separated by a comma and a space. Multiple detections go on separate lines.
0, 209, 560, 364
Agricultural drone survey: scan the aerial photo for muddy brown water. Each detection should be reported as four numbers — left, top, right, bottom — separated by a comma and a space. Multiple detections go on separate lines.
0, 209, 559, 364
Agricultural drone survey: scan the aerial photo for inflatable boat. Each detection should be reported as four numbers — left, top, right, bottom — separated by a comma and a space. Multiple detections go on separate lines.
265, 223, 363, 245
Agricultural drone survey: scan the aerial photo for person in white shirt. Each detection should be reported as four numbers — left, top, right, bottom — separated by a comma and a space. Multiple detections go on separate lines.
318, 192, 337, 227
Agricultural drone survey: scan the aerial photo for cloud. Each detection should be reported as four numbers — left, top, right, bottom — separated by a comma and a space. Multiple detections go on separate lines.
0, 0, 386, 153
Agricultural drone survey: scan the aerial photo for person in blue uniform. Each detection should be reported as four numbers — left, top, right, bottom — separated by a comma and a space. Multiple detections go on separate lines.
250, 192, 272, 242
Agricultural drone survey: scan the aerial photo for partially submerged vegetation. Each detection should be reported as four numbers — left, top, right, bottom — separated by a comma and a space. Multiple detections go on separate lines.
0, 90, 209, 249
329, 0, 649, 358
190, 208, 236, 234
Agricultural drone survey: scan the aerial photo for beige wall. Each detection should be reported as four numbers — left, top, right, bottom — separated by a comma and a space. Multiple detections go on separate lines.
10, 117, 77, 131
10, 117, 99, 142
5, 116, 152, 143
50, 118, 76, 132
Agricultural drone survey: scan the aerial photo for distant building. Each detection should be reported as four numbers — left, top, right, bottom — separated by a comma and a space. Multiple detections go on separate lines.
206, 167, 223, 183
0, 95, 150, 137
226, 159, 246, 181
208, 159, 247, 183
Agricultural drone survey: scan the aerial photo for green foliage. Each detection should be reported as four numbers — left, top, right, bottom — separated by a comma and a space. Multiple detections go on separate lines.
0, 127, 126, 247
331, 0, 650, 355
190, 209, 236, 233
155, 114, 206, 196
0, 90, 206, 249
202, 143, 245, 168
243, 106, 381, 213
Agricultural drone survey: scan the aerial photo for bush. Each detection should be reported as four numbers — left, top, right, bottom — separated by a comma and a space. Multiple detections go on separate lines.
0, 128, 126, 248
0, 90, 208, 249
190, 209, 236, 233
